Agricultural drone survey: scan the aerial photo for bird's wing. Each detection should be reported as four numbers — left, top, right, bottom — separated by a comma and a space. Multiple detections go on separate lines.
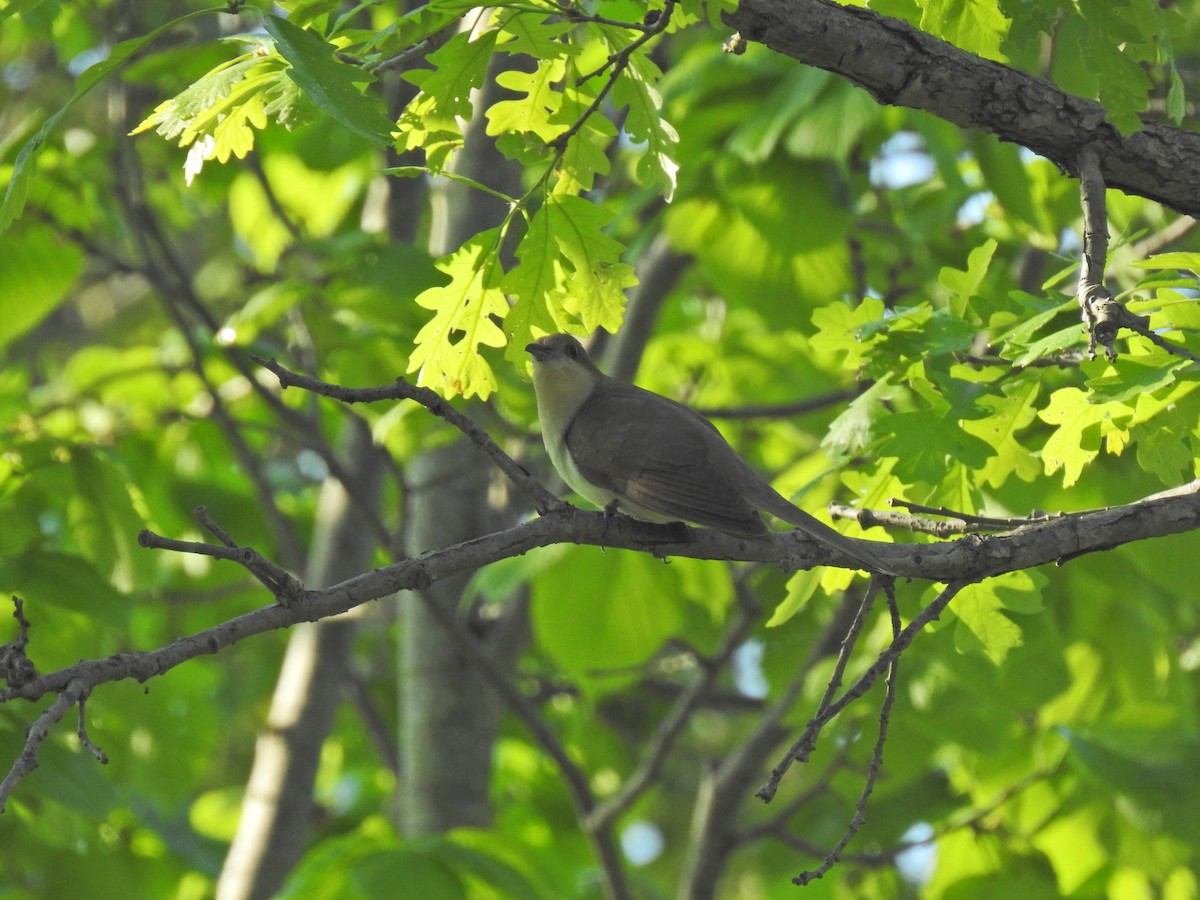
564, 382, 766, 535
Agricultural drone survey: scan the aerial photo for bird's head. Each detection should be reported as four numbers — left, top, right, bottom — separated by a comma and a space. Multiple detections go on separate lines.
526, 334, 601, 372
526, 334, 604, 420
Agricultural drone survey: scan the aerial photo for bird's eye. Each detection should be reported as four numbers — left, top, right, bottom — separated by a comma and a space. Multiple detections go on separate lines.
567, 344, 578, 358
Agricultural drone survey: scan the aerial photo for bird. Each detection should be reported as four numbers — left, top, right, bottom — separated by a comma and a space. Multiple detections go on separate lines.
526, 333, 895, 574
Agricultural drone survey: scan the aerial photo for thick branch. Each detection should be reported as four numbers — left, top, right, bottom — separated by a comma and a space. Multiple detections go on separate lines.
6, 477, 1200, 712
725, 0, 1200, 217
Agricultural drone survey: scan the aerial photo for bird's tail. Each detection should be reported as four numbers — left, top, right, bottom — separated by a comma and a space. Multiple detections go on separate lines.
755, 487, 897, 575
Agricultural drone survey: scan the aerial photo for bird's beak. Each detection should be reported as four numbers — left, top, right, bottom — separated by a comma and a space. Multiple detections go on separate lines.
526, 342, 553, 361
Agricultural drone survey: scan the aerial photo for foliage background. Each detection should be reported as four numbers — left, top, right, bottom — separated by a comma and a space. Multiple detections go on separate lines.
2, 0, 1200, 897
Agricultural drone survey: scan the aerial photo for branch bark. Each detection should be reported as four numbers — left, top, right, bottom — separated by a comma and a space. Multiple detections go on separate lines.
6, 475, 1200, 813
725, 0, 1200, 217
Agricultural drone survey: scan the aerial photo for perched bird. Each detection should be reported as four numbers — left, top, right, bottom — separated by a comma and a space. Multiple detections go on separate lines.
526, 334, 894, 574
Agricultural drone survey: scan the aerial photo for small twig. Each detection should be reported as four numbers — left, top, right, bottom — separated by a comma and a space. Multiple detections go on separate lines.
697, 385, 868, 421
756, 581, 880, 802
344, 665, 400, 774
833, 498, 1073, 537
953, 351, 1085, 371
735, 729, 860, 848
843, 766, 1054, 866
251, 356, 562, 514
1078, 145, 1123, 360
554, 2, 656, 33
76, 692, 109, 765
0, 678, 90, 812
1127, 214, 1197, 260
0, 598, 36, 689
793, 585, 902, 885
409, 583, 635, 900
758, 580, 968, 802
246, 152, 301, 240
1128, 324, 1200, 365
833, 503, 975, 537
371, 38, 437, 73
194, 505, 237, 547
138, 529, 304, 605
546, 0, 676, 153
1076, 146, 1200, 365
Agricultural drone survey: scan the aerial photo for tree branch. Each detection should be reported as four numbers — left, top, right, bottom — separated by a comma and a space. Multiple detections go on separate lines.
252, 356, 563, 516
725, 0, 1200, 218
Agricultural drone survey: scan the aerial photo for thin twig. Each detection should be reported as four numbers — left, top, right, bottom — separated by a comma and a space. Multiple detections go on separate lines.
1076, 146, 1200, 364
793, 584, 902, 884
758, 580, 969, 802
697, 385, 869, 421
0, 678, 90, 812
546, 0, 676, 153
252, 356, 562, 514
554, 2, 656, 33
76, 692, 109, 765
246, 152, 302, 240
756, 581, 880, 802
0, 598, 36, 689
138, 528, 304, 604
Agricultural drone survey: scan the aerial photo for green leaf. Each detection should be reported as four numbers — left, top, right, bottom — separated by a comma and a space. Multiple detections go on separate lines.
667, 164, 854, 310
1133, 409, 1193, 484
1039, 387, 1131, 487
421, 832, 556, 900
919, 0, 1011, 61
1085, 359, 1178, 405
496, 11, 577, 58
351, 850, 465, 899
68, 450, 154, 593
1167, 63, 1186, 123
281, 0, 344, 28
503, 195, 634, 363
810, 298, 888, 370
954, 580, 1024, 666
822, 376, 902, 459
940, 238, 996, 320
0, 225, 84, 350
878, 376, 996, 484
767, 567, 822, 627
1062, 725, 1200, 840
407, 228, 509, 399
962, 378, 1041, 488
1130, 251, 1200, 272
1029, 806, 1108, 895
1052, 10, 1153, 134
502, 211, 574, 366
1, 6, 220, 230
263, 14, 394, 148
725, 67, 829, 163
0, 0, 52, 23
486, 58, 568, 142
531, 548, 683, 694
0, 551, 132, 628
968, 135, 1040, 235
540, 195, 635, 333
396, 28, 499, 169
605, 32, 679, 199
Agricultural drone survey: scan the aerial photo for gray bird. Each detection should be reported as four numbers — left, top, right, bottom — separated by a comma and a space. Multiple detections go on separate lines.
526, 334, 895, 574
